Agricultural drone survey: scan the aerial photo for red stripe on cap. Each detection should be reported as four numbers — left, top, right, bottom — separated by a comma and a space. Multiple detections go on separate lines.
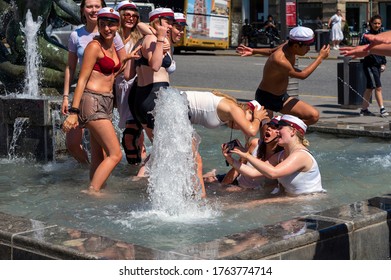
247, 101, 255, 111
118, 4, 137, 11
284, 120, 306, 135
150, 12, 174, 22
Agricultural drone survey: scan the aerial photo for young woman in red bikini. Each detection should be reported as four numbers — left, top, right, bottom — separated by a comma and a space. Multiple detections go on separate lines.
62, 7, 141, 195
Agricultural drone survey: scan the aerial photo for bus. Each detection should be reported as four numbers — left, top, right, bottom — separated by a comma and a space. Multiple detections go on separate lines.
148, 0, 231, 52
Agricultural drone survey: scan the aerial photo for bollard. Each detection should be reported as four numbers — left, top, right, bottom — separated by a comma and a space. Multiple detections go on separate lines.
337, 56, 367, 109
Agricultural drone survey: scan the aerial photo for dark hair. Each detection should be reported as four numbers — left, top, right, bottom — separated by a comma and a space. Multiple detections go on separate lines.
257, 138, 283, 161
80, 0, 107, 24
369, 15, 382, 24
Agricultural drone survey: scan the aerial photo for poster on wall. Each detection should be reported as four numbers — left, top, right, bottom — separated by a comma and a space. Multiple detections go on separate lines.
186, 0, 230, 40
286, 1, 297, 27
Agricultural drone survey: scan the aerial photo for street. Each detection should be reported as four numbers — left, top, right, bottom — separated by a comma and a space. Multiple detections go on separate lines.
171, 52, 391, 103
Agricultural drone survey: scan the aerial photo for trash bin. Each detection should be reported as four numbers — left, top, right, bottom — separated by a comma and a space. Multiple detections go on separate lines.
315, 29, 330, 52
337, 57, 367, 108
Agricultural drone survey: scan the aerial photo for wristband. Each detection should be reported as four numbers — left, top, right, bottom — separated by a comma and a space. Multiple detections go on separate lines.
156, 39, 165, 43
69, 107, 80, 114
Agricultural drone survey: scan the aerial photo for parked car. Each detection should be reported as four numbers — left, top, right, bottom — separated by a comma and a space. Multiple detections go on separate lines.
46, 1, 155, 48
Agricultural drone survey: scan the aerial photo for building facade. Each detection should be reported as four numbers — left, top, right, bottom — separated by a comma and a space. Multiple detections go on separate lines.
231, 0, 391, 46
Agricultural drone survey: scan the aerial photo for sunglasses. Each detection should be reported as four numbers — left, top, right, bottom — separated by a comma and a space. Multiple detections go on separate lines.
266, 122, 279, 129
276, 120, 292, 130
123, 14, 139, 19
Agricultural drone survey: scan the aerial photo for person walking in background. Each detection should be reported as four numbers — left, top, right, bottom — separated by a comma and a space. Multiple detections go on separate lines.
62, 0, 125, 164
328, 9, 345, 50
115, 1, 146, 165
241, 19, 252, 47
358, 15, 388, 117
62, 8, 140, 195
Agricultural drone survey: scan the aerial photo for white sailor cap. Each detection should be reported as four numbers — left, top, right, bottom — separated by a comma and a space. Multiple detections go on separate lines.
280, 115, 307, 135
289, 26, 314, 44
174, 13, 188, 26
117, 1, 138, 11
149, 8, 174, 22
97, 7, 120, 21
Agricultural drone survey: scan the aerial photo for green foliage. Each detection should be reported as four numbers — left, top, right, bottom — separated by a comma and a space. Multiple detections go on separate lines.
342, 22, 352, 46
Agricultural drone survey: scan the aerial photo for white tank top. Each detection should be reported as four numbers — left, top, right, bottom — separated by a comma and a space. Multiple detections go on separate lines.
277, 149, 326, 195
185, 91, 227, 128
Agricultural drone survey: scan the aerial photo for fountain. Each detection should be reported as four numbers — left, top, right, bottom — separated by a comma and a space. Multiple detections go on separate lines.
0, 9, 64, 161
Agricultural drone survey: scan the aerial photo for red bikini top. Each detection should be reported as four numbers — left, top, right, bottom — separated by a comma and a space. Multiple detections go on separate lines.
92, 44, 121, 74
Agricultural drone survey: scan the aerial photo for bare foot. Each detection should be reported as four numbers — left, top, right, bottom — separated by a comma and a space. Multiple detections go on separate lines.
81, 186, 104, 197
131, 175, 147, 182
225, 185, 244, 192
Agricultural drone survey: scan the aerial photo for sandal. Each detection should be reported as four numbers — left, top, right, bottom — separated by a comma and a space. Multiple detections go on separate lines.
122, 121, 143, 165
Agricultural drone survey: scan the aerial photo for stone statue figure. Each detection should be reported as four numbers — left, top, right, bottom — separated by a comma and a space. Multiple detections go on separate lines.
0, 0, 81, 94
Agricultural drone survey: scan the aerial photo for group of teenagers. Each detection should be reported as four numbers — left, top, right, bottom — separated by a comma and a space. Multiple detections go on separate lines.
61, 0, 331, 199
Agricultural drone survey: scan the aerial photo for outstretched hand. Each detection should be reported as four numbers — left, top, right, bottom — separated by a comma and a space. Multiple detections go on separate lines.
236, 44, 253, 56
340, 44, 369, 59
364, 33, 391, 46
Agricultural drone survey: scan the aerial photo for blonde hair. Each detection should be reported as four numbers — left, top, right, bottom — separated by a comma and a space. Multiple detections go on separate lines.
212, 90, 238, 104
118, 9, 143, 45
297, 132, 310, 147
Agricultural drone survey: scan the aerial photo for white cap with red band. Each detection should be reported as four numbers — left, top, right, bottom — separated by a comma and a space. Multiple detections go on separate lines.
174, 13, 188, 26
289, 26, 314, 44
268, 115, 281, 125
149, 8, 175, 22
97, 7, 120, 20
117, 1, 138, 11
281, 114, 307, 135
247, 100, 262, 111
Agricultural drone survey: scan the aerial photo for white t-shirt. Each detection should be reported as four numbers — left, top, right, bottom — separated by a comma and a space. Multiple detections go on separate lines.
68, 25, 124, 65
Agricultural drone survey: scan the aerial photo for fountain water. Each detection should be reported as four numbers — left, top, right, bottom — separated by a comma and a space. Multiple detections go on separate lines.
0, 9, 64, 161
20, 10, 42, 98
143, 87, 219, 219
7, 117, 29, 160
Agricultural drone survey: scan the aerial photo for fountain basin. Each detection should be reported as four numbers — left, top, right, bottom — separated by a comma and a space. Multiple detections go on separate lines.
0, 96, 63, 161
0, 194, 389, 260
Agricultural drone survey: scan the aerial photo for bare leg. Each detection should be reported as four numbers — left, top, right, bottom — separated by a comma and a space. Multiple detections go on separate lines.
374, 87, 384, 108
66, 127, 89, 164
85, 119, 122, 193
361, 88, 373, 110
281, 97, 320, 125
195, 151, 206, 198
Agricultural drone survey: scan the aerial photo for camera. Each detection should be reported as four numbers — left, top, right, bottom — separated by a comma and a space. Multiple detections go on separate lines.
224, 139, 240, 152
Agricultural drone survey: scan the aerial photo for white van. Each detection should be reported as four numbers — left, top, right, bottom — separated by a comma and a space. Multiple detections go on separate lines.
46, 1, 154, 48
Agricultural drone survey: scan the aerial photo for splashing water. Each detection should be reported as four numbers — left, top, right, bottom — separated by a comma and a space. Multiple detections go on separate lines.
20, 10, 42, 97
146, 87, 219, 219
8, 117, 29, 160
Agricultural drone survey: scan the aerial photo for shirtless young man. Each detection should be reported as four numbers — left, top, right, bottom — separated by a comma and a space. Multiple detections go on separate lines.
256, 26, 330, 125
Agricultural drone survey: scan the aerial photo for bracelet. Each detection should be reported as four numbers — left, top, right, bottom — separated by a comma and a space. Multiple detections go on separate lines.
156, 39, 165, 43
253, 117, 262, 122
68, 107, 80, 114
63, 95, 69, 99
